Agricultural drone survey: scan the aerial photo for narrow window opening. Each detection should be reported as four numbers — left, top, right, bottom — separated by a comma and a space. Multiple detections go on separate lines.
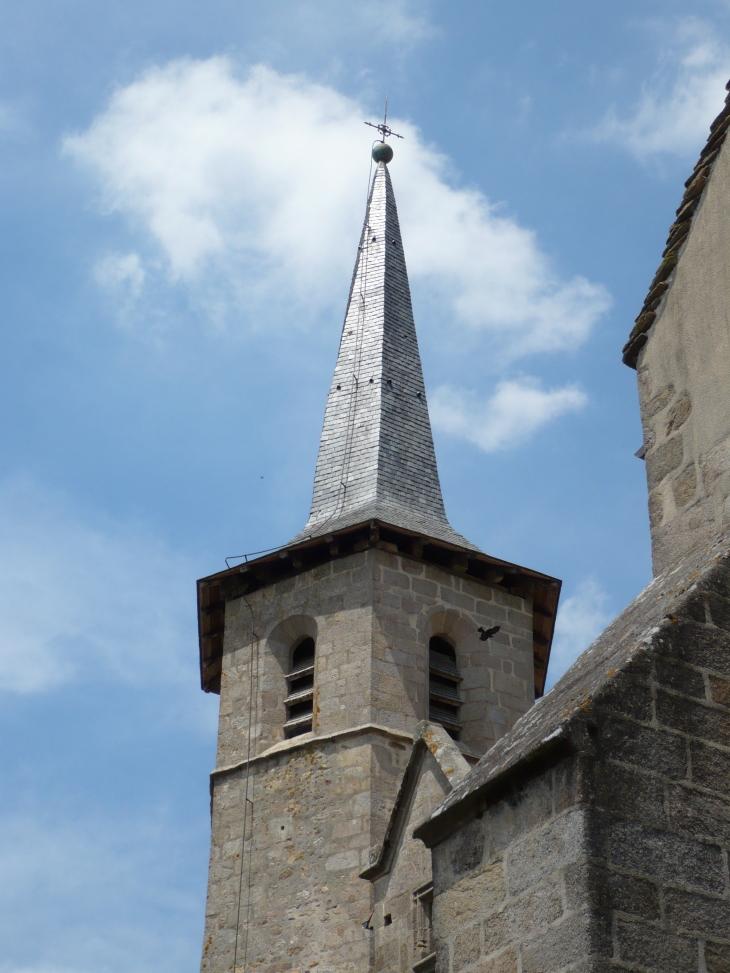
285, 636, 315, 738
428, 636, 462, 740
413, 883, 434, 967
383, 913, 392, 926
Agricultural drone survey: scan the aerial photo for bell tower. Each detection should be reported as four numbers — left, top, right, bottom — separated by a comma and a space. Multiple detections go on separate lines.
196, 137, 560, 973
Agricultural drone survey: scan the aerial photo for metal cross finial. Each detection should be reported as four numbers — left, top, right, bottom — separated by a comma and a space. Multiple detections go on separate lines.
364, 97, 404, 142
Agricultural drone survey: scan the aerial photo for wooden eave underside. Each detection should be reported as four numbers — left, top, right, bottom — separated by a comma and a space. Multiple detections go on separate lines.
197, 519, 560, 700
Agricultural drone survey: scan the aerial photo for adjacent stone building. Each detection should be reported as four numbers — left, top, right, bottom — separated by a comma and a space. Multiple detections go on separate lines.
412, 81, 730, 973
197, 79, 730, 973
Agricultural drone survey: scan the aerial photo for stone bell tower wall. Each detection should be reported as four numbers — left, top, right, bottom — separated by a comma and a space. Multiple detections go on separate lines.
200, 548, 534, 973
637, 136, 730, 577
203, 729, 408, 973
214, 549, 534, 767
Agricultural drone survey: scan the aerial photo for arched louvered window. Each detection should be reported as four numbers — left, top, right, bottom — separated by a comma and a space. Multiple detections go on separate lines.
428, 636, 462, 740
284, 637, 315, 738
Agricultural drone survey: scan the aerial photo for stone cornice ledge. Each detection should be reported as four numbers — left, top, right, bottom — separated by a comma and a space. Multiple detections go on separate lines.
211, 723, 415, 779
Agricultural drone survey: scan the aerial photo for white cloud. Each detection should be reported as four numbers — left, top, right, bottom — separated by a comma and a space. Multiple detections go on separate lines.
0, 476, 197, 694
93, 251, 146, 296
429, 378, 587, 452
546, 577, 612, 690
64, 58, 609, 358
595, 19, 730, 159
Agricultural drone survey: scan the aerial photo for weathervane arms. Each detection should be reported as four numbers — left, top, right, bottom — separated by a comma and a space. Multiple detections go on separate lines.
364, 97, 404, 142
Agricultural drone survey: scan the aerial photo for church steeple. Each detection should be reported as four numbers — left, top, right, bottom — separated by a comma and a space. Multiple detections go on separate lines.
196, 132, 561, 973
291, 154, 477, 550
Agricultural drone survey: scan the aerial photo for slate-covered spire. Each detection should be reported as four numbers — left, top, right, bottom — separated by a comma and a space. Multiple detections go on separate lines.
290, 158, 477, 550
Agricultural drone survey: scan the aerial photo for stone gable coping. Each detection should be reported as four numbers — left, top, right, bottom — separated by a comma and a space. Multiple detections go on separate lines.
360, 721, 472, 882
623, 77, 730, 368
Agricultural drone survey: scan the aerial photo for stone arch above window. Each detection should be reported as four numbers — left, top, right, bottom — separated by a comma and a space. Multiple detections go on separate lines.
264, 615, 318, 743
426, 609, 473, 644
265, 614, 318, 652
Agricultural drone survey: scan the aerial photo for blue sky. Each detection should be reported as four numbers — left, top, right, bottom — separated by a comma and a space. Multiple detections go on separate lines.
2, 1, 730, 969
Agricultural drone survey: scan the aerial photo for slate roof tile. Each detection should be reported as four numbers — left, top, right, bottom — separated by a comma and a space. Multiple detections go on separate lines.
289, 161, 477, 551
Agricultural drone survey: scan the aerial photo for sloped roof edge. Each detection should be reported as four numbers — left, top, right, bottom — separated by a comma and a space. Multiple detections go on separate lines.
415, 527, 730, 847
360, 721, 471, 882
623, 78, 730, 368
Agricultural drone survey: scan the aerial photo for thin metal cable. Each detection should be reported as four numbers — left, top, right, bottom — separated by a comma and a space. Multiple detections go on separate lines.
320, 150, 378, 530
228, 151, 379, 553
231, 594, 259, 973
225, 548, 283, 568
241, 625, 259, 972
336, 218, 370, 512
225, 147, 380, 970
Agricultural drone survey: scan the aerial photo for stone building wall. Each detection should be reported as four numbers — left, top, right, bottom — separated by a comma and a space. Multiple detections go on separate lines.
201, 548, 534, 973
202, 729, 409, 973
371, 753, 447, 973
429, 759, 593, 973
422, 548, 730, 973
367, 724, 472, 973
215, 548, 533, 772
637, 133, 730, 576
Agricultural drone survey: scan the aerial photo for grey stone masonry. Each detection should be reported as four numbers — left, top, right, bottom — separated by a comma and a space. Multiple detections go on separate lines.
416, 530, 730, 973
364, 722, 473, 973
630, 100, 730, 576
289, 161, 476, 551
215, 550, 533, 764
200, 548, 534, 973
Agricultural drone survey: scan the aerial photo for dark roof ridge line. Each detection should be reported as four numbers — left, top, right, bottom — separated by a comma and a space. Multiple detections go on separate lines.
623, 77, 730, 368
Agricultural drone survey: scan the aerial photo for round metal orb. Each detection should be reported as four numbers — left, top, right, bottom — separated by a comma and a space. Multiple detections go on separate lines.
372, 142, 394, 164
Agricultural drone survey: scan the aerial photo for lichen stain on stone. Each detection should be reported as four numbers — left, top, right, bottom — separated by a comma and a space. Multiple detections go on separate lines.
423, 727, 442, 756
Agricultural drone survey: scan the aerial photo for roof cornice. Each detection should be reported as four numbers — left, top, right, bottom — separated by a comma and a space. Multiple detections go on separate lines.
196, 518, 561, 699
